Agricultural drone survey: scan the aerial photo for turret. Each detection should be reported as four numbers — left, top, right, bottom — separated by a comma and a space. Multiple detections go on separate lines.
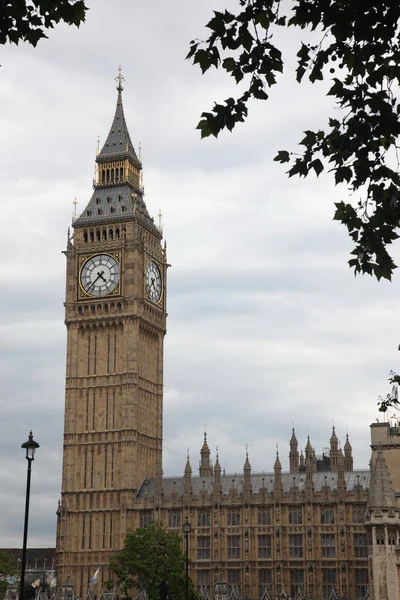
330, 425, 339, 472
337, 449, 346, 497
274, 449, 283, 499
344, 433, 353, 471
199, 432, 213, 477
289, 428, 299, 473
214, 448, 222, 495
365, 446, 400, 600
243, 447, 252, 495
183, 451, 192, 495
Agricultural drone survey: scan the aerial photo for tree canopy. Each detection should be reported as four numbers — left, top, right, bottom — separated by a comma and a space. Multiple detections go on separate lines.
109, 522, 197, 600
0, 551, 19, 598
0, 0, 88, 47
187, 0, 400, 281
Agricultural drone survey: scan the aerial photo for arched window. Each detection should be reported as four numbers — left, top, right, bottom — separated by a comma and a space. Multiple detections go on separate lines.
97, 209, 103, 215
96, 229, 100, 241
106, 168, 110, 183
86, 210, 92, 217
107, 196, 111, 203
122, 226, 126, 238
102, 228, 107, 240
90, 231, 94, 242
110, 207, 116, 214
111, 168, 114, 182
101, 170, 105, 184
120, 167, 124, 180
116, 227, 120, 239
84, 231, 88, 243
117, 303, 122, 312
78, 306, 83, 315
121, 206, 126, 213
96, 198, 101, 205
109, 228, 114, 240
118, 195, 122, 202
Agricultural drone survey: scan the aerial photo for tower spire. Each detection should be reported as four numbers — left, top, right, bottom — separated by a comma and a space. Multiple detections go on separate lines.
115, 65, 125, 91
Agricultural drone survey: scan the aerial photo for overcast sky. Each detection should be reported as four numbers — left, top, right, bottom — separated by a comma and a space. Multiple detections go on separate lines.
0, 0, 399, 548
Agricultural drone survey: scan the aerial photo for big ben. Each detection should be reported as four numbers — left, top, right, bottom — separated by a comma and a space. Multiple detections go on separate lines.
56, 70, 167, 594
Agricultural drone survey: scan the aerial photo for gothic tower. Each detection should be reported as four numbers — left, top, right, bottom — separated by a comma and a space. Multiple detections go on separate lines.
56, 71, 167, 593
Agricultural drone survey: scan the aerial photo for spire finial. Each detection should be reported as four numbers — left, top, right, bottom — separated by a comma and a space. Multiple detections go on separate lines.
96, 135, 100, 156
115, 65, 125, 91
73, 197, 78, 217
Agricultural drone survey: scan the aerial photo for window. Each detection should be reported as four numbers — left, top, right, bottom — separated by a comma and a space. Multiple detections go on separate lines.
320, 506, 334, 524
197, 536, 210, 560
290, 570, 304, 599
322, 569, 336, 599
258, 509, 271, 525
352, 507, 364, 524
84, 231, 88, 243
96, 198, 101, 205
86, 210, 92, 217
228, 535, 241, 559
168, 510, 181, 529
197, 571, 210, 594
289, 508, 303, 525
321, 534, 336, 558
354, 534, 368, 558
110, 207, 116, 214
121, 205, 127, 213
140, 511, 152, 528
227, 571, 240, 595
258, 535, 272, 559
355, 570, 368, 599
258, 570, 272, 599
97, 208, 103, 215
228, 509, 240, 526
198, 510, 210, 527
289, 534, 303, 559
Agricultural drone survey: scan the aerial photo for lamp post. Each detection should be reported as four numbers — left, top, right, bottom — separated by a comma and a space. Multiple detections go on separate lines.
182, 520, 191, 600
20, 431, 39, 600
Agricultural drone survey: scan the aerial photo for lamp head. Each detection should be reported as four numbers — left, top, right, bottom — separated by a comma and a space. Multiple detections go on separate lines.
21, 431, 40, 461
182, 520, 191, 534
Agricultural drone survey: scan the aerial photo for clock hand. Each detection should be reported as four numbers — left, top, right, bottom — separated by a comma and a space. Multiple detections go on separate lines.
150, 277, 156, 289
87, 271, 104, 292
98, 270, 106, 282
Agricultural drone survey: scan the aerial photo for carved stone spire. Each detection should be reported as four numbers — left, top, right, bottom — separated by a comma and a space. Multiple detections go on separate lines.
274, 448, 283, 498
330, 425, 339, 472
243, 447, 252, 494
289, 427, 299, 473
368, 446, 396, 509
199, 431, 213, 477
337, 449, 346, 497
183, 450, 192, 495
344, 433, 353, 471
214, 448, 222, 495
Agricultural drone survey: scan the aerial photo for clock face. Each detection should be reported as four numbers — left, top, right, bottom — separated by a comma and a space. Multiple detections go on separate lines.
146, 260, 162, 303
80, 254, 120, 297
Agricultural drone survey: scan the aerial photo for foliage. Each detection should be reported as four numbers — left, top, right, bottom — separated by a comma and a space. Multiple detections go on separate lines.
0, 0, 88, 47
109, 522, 198, 600
378, 370, 400, 412
187, 0, 400, 280
0, 551, 19, 598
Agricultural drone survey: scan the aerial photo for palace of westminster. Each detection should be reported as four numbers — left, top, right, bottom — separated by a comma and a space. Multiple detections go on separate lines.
51, 71, 400, 600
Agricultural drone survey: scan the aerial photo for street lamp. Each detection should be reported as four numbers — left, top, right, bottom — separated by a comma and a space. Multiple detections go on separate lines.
182, 520, 191, 600
20, 431, 39, 600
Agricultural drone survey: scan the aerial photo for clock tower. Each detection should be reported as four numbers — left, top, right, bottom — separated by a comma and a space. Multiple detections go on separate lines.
56, 70, 167, 593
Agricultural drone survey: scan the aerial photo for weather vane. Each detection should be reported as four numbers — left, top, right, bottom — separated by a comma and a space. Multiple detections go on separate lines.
115, 65, 125, 91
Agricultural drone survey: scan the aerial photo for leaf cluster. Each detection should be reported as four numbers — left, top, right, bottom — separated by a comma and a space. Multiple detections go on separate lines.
0, 0, 88, 47
378, 370, 400, 412
0, 552, 19, 598
109, 522, 198, 600
188, 0, 400, 280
